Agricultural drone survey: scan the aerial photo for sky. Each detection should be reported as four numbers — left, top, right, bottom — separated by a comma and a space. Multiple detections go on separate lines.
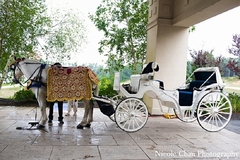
47, 0, 240, 65
188, 6, 240, 59
47, 0, 105, 65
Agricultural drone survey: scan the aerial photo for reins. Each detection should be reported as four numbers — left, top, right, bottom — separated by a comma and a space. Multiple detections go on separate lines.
13, 61, 46, 88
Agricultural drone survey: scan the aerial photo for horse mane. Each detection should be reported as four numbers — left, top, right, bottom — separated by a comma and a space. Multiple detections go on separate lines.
22, 58, 41, 64
14, 57, 42, 64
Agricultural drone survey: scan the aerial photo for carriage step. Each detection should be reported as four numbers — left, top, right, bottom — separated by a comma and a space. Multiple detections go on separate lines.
163, 113, 176, 119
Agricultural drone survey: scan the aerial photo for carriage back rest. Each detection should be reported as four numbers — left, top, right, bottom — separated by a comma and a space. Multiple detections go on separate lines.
113, 72, 120, 91
189, 80, 212, 91
189, 71, 217, 91
194, 71, 217, 83
130, 74, 141, 93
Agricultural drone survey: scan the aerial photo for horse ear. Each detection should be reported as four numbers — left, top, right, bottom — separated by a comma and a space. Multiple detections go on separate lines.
14, 57, 25, 62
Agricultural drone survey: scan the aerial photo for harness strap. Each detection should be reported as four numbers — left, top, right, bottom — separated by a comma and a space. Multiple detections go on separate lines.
27, 64, 47, 89
27, 80, 46, 90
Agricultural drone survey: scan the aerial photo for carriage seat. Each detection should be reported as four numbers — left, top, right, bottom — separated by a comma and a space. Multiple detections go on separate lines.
129, 62, 163, 93
129, 75, 164, 93
141, 62, 164, 89
178, 80, 212, 106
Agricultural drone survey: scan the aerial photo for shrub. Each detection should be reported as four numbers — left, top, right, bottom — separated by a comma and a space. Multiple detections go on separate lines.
228, 92, 240, 113
99, 76, 117, 97
12, 89, 36, 101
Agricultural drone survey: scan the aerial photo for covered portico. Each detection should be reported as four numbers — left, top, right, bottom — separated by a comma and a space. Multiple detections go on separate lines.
146, 0, 240, 114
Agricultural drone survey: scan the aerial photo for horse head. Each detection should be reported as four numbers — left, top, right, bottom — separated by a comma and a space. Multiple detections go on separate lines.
10, 57, 25, 84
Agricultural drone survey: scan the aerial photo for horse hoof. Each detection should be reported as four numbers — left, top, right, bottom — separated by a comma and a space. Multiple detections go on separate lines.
37, 124, 45, 129
85, 124, 91, 128
76, 124, 84, 129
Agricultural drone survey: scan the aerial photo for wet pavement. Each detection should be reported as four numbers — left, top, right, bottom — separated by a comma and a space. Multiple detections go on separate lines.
0, 104, 240, 160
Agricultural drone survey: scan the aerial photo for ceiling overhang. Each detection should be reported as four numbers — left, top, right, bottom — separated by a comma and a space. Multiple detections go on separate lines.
148, 0, 240, 27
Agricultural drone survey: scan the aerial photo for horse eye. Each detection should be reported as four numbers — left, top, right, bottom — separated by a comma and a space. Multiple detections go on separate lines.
10, 64, 15, 70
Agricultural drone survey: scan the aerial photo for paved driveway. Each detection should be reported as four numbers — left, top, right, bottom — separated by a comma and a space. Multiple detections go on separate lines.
0, 105, 239, 160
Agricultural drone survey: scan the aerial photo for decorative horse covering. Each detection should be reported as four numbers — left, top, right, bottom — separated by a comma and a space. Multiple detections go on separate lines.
47, 66, 99, 102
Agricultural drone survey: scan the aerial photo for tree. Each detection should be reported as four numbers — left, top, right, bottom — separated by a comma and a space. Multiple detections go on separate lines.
0, 0, 87, 88
189, 49, 225, 75
226, 59, 240, 78
0, 0, 50, 88
89, 0, 148, 74
39, 7, 87, 64
228, 34, 240, 58
227, 34, 240, 78
190, 50, 216, 67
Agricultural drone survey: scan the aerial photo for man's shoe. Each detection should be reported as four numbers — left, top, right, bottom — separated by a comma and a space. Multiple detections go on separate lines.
59, 121, 64, 124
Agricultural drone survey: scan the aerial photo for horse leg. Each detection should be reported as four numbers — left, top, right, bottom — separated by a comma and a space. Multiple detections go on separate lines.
76, 100, 90, 129
33, 88, 47, 129
85, 100, 94, 128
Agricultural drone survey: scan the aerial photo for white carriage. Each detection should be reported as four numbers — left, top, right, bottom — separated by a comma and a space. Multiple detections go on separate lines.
95, 62, 232, 133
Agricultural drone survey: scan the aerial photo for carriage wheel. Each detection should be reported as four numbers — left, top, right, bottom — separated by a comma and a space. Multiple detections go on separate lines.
109, 95, 125, 122
115, 98, 148, 132
197, 92, 232, 132
174, 106, 197, 123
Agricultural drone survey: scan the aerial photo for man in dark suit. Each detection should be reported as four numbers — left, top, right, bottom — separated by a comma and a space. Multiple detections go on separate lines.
48, 62, 64, 124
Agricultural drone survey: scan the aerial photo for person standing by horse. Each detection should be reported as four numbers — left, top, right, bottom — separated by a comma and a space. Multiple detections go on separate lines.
48, 62, 64, 124
65, 100, 78, 116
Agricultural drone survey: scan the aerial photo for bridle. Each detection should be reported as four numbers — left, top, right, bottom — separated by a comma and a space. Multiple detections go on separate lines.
10, 58, 25, 85
10, 58, 47, 88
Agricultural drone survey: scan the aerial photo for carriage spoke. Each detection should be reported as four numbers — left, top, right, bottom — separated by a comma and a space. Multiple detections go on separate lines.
218, 111, 230, 115
218, 103, 230, 111
207, 116, 214, 129
215, 96, 224, 108
133, 117, 140, 128
214, 116, 219, 128
216, 114, 224, 126
202, 114, 212, 123
217, 113, 229, 121
199, 112, 210, 118
217, 101, 228, 110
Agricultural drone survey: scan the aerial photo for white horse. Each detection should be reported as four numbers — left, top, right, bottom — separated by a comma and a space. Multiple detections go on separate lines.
10, 57, 98, 129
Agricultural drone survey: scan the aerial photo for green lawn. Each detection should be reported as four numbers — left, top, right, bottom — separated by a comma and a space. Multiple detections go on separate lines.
222, 77, 240, 94
0, 85, 21, 98
223, 88, 240, 94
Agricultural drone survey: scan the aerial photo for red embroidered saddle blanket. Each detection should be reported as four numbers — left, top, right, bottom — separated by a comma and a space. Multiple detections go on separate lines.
47, 66, 99, 102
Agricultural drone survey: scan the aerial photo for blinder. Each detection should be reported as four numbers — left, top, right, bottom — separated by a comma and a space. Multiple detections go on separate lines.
10, 62, 21, 84
10, 57, 25, 85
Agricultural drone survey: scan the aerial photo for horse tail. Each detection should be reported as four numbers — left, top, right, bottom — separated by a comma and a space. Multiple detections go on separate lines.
92, 83, 99, 96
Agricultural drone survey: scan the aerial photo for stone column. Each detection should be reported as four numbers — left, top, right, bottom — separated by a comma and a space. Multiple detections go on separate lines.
145, 0, 189, 115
